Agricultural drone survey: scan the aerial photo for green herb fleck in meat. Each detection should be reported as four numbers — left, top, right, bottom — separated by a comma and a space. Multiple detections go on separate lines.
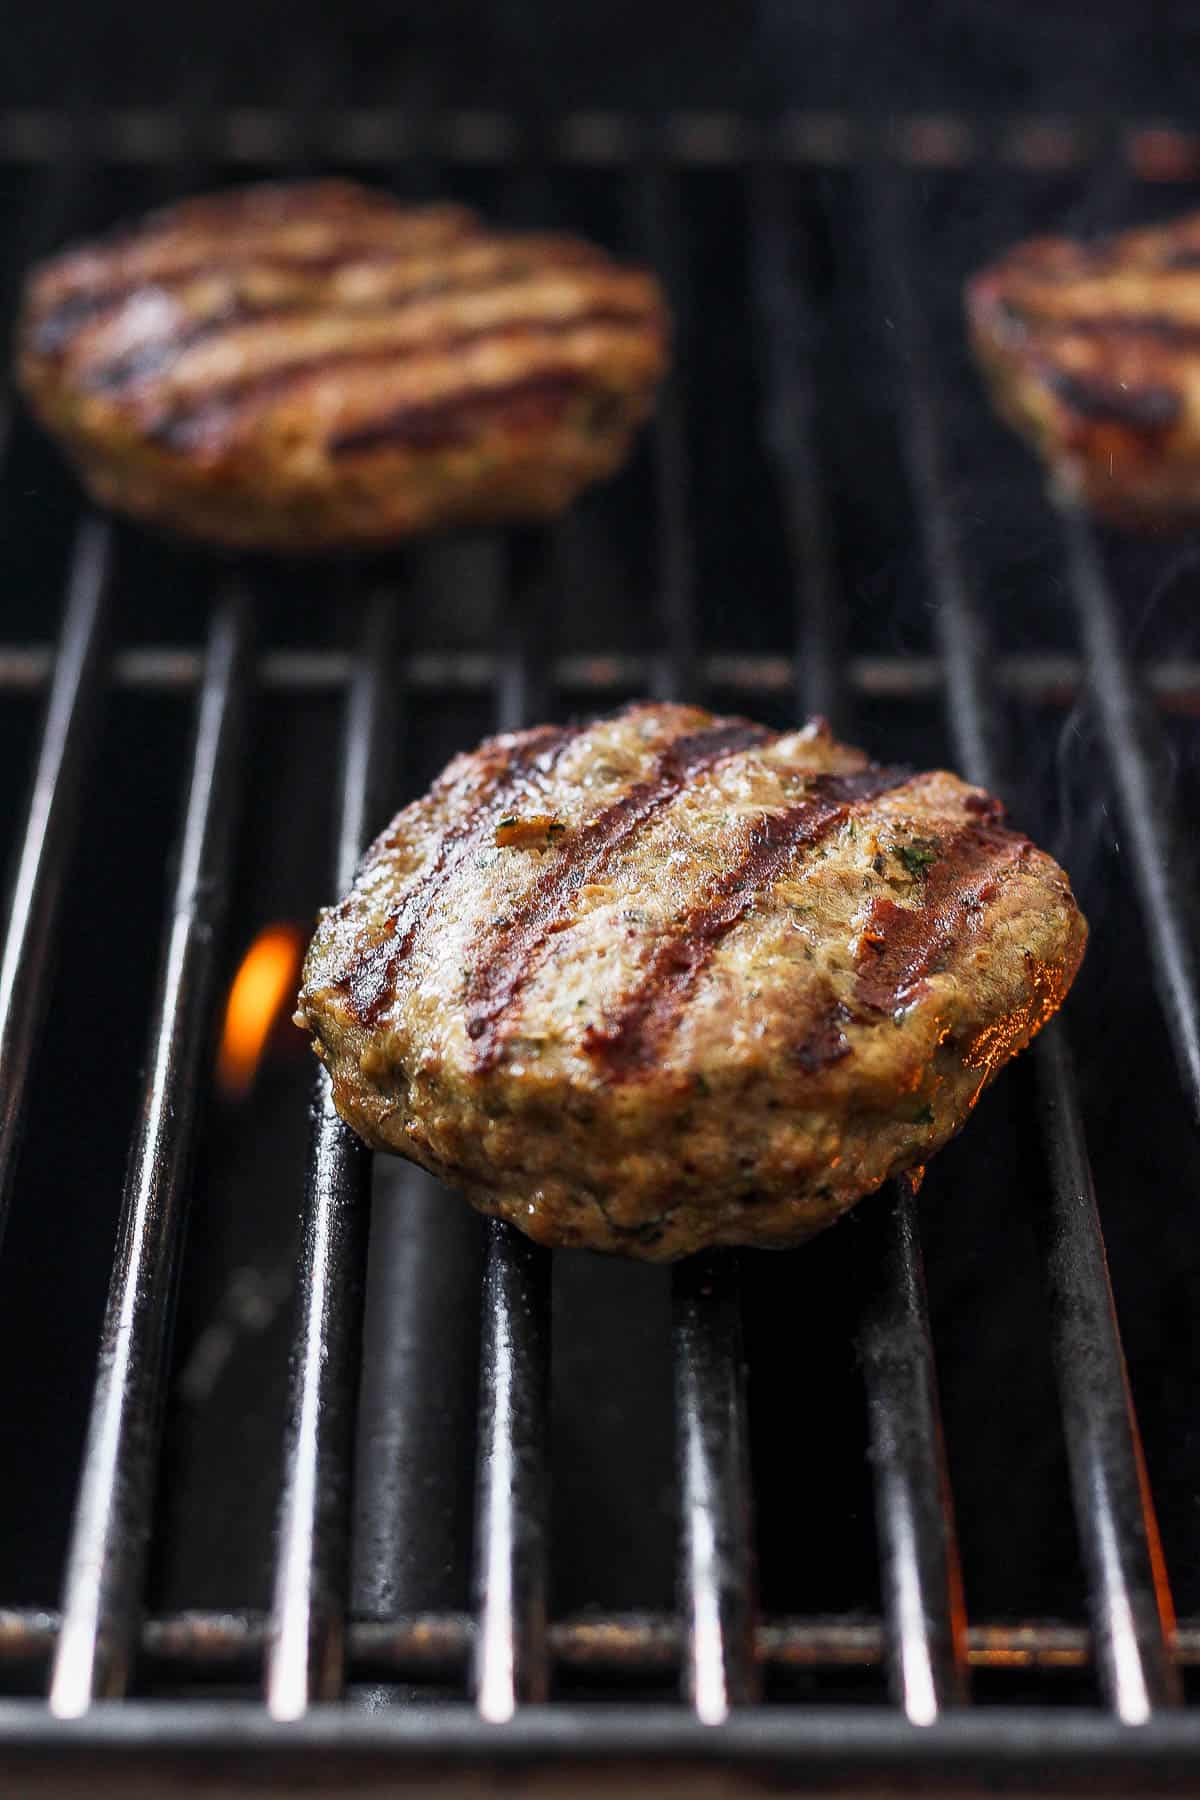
898, 839, 939, 878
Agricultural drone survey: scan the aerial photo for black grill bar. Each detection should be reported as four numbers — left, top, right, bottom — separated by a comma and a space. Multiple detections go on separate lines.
0, 519, 111, 1243
48, 588, 253, 1717
471, 537, 553, 1719
265, 589, 397, 1720
855, 1181, 969, 1719
750, 165, 845, 731
756, 168, 967, 1721
7, 106, 1199, 175
1034, 1026, 1181, 1716
472, 1219, 552, 1717
1062, 510, 1200, 1120
639, 166, 696, 702
17, 1604, 1200, 1681
673, 1254, 759, 1718
640, 166, 760, 1718
873, 170, 1180, 1718
2, 645, 1198, 710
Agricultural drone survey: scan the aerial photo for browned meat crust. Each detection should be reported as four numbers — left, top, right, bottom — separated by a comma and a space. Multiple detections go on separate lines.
968, 210, 1200, 527
17, 180, 668, 551
296, 702, 1088, 1259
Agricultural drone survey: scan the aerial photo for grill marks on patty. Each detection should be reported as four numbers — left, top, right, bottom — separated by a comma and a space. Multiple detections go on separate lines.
463, 719, 776, 1067
25, 185, 665, 463
76, 242, 610, 394
346, 706, 1042, 1080
581, 766, 913, 1078
147, 311, 652, 456
297, 703, 1088, 1259
32, 196, 478, 348
855, 823, 1032, 1015
336, 722, 584, 1026
966, 211, 1200, 506
334, 704, 1042, 1086
19, 180, 668, 547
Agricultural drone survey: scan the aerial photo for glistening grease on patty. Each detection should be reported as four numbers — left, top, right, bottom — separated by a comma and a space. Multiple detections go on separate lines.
17, 180, 668, 551
296, 703, 1087, 1260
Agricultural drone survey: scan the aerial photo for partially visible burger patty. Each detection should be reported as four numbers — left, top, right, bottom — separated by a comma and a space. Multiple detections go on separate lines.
969, 210, 1200, 526
296, 702, 1087, 1259
17, 180, 668, 550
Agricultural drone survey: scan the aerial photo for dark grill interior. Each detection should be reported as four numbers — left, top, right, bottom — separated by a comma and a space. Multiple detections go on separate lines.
2, 104, 1200, 1791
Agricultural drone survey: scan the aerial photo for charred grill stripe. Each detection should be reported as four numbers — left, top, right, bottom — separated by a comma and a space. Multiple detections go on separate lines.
140, 305, 659, 452
1041, 365, 1181, 431
79, 250, 614, 392
464, 720, 777, 1067
985, 300, 1200, 349
580, 765, 912, 1079
28, 290, 114, 355
328, 368, 608, 455
30, 222, 483, 347
338, 723, 583, 1025
855, 822, 1032, 1016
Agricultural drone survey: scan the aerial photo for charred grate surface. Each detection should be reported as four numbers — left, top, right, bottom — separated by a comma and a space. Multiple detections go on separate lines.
0, 107, 1197, 1795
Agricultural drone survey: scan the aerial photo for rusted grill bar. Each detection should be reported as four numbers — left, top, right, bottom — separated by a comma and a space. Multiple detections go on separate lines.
48, 590, 253, 1716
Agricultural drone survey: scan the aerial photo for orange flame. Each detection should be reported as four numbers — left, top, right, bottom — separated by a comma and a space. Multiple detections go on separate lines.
217, 923, 307, 1099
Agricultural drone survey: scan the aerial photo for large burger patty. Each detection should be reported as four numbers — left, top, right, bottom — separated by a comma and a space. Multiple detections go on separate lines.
969, 209, 1200, 528
296, 702, 1087, 1259
17, 180, 668, 551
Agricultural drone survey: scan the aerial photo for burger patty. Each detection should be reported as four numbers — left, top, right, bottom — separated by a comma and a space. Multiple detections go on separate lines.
296, 702, 1087, 1259
17, 180, 668, 551
968, 210, 1200, 527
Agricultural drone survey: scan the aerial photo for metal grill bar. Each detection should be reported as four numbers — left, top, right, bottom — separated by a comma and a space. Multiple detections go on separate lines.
756, 167, 966, 1722
4, 107, 1200, 175
1, 645, 1199, 710
472, 1220, 551, 1717
14, 1703, 1200, 1786
855, 1181, 969, 1719
873, 170, 1180, 1719
750, 166, 844, 730
48, 589, 253, 1717
673, 1254, 758, 1719
0, 520, 111, 1242
1034, 1027, 1181, 1717
471, 539, 553, 1720
16, 1604, 1200, 1679
265, 590, 397, 1720
640, 166, 760, 1719
640, 166, 696, 702
1062, 511, 1200, 1120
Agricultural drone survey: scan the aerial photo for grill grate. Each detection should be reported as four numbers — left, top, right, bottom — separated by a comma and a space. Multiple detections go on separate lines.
0, 107, 1198, 1793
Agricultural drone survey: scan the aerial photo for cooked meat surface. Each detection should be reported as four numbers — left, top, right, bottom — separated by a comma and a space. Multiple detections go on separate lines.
296, 702, 1087, 1259
17, 180, 667, 551
969, 210, 1200, 527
